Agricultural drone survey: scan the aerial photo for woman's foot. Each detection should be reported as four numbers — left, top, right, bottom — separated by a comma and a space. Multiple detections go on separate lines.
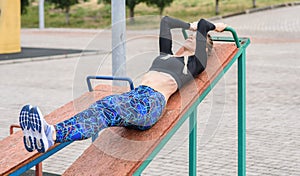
19, 105, 55, 153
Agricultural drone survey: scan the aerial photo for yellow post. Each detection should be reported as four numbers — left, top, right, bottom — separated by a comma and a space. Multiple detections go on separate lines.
0, 0, 21, 54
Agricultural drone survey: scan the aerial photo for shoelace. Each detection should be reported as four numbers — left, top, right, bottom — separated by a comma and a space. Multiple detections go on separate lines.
183, 56, 188, 75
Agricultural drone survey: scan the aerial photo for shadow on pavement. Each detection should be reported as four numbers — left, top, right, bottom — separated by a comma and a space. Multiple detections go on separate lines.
21, 169, 60, 176
0, 47, 96, 61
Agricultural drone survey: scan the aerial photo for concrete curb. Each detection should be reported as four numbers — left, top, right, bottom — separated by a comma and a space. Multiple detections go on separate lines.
209, 1, 300, 21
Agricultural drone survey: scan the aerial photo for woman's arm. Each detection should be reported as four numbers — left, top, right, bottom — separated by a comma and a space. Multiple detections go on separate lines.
159, 16, 191, 55
193, 19, 227, 74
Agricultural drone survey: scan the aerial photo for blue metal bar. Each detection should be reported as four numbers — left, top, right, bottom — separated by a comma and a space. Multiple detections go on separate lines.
11, 142, 72, 175
86, 75, 135, 92
189, 110, 197, 176
238, 51, 246, 176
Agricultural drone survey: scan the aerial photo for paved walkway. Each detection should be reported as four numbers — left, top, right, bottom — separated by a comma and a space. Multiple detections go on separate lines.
0, 4, 300, 176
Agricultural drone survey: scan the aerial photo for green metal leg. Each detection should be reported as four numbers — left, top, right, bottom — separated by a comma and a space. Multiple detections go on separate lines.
238, 51, 246, 176
189, 109, 197, 176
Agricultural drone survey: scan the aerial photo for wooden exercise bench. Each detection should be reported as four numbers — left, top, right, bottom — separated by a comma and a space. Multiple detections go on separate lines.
64, 28, 250, 175
0, 27, 250, 176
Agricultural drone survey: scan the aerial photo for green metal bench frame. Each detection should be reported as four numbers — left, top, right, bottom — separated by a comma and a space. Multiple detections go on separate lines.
133, 27, 250, 176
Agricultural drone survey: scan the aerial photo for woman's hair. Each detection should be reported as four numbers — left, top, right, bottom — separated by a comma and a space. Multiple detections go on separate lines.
206, 34, 213, 56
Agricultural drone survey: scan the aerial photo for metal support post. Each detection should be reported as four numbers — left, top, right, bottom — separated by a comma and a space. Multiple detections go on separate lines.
238, 51, 246, 176
189, 109, 197, 176
111, 0, 126, 86
35, 163, 42, 176
39, 0, 44, 29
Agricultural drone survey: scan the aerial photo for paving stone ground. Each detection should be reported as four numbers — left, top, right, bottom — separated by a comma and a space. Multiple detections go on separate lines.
0, 5, 299, 175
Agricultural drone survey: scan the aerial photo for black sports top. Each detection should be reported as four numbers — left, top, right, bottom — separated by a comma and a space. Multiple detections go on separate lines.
149, 54, 203, 89
149, 17, 215, 89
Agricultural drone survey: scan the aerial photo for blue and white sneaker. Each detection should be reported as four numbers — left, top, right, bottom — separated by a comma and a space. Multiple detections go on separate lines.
29, 106, 55, 153
19, 104, 35, 152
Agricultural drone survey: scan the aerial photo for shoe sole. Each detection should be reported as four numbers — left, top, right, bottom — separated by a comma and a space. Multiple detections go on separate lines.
19, 105, 35, 152
29, 107, 49, 153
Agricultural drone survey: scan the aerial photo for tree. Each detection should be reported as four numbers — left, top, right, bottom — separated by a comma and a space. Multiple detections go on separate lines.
252, 0, 257, 8
100, 0, 142, 24
21, 0, 30, 14
144, 0, 174, 16
47, 0, 87, 25
215, 0, 220, 15
127, 0, 142, 23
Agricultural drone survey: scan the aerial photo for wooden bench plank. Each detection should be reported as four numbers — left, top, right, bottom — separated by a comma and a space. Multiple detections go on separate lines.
63, 42, 238, 175
0, 86, 129, 175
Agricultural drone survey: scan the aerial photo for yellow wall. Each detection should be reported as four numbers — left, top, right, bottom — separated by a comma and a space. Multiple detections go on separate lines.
0, 0, 21, 54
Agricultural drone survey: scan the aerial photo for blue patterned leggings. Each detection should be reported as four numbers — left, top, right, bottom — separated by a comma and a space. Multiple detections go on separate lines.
55, 85, 166, 143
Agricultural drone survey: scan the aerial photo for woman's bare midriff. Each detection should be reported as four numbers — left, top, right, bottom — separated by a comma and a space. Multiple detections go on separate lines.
140, 71, 178, 102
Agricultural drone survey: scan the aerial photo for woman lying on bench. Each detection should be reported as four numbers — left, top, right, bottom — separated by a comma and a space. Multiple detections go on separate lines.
19, 16, 227, 153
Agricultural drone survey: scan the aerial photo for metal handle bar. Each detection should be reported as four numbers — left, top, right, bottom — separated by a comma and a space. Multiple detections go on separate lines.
224, 26, 241, 48
181, 26, 241, 48
86, 75, 135, 92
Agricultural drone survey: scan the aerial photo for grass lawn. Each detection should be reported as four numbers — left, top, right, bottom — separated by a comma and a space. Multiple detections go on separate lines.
21, 0, 297, 29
